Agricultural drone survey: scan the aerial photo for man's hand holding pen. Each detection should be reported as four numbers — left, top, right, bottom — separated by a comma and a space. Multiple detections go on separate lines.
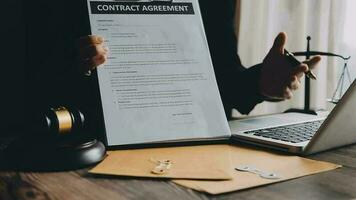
259, 32, 322, 100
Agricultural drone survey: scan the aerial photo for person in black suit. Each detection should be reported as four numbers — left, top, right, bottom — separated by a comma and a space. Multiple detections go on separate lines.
24, 0, 320, 135
77, 0, 320, 117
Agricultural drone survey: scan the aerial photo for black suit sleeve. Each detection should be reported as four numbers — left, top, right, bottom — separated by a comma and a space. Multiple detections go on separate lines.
199, 0, 264, 118
24, 1, 92, 109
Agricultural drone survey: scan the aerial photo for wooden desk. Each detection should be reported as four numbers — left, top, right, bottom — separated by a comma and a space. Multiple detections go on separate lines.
1, 144, 356, 200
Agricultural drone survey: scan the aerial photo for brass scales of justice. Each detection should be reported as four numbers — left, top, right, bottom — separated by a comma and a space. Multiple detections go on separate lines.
286, 36, 352, 115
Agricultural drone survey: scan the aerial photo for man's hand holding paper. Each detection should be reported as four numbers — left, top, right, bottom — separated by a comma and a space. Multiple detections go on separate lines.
77, 35, 108, 75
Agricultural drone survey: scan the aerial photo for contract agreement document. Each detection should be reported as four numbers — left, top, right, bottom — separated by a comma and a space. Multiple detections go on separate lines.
87, 0, 230, 146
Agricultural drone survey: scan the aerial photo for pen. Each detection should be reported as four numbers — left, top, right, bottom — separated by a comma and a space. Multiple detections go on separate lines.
284, 49, 317, 80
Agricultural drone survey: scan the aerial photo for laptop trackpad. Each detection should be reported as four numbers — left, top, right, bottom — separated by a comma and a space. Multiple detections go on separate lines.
229, 112, 324, 133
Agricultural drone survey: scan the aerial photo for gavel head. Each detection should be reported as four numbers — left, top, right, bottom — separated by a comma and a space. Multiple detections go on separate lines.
34, 106, 85, 136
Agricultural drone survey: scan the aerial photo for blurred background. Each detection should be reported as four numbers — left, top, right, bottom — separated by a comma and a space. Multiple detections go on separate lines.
234, 0, 355, 116
1, 0, 24, 134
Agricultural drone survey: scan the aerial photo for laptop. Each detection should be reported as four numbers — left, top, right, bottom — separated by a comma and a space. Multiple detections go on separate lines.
229, 80, 356, 155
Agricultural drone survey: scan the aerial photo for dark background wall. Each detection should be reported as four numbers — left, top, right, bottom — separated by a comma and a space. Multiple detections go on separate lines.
1, 0, 25, 135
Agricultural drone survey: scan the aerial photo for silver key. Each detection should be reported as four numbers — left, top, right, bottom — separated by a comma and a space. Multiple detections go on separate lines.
235, 165, 281, 180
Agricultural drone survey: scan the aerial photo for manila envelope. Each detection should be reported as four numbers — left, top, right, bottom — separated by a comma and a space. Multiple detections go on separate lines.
90, 145, 233, 180
174, 145, 341, 194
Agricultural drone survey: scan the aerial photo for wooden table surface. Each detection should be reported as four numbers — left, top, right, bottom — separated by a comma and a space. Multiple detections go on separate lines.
1, 143, 356, 200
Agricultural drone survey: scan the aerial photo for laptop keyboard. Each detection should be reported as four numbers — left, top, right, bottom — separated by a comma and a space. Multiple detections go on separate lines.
243, 120, 324, 143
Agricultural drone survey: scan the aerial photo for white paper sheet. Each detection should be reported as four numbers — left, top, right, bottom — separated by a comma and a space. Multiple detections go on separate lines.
87, 0, 230, 146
